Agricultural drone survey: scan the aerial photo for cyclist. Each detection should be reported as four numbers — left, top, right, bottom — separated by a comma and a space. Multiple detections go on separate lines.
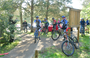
42, 18, 49, 35
61, 16, 68, 31
52, 17, 57, 30
61, 16, 68, 40
33, 16, 41, 40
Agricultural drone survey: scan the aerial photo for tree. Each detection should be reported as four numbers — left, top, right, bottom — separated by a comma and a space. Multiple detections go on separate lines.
21, 0, 72, 32
46, 0, 49, 20
81, 0, 90, 19
0, 0, 21, 44
20, 4, 23, 30
31, 0, 34, 32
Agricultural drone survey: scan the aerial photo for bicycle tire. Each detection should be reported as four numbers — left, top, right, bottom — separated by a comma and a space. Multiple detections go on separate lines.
61, 40, 75, 56
73, 37, 79, 49
51, 30, 60, 41
34, 30, 38, 43
34, 36, 36, 43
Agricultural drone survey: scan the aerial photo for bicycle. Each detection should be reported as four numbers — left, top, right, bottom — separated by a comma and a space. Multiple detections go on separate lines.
61, 29, 79, 56
51, 23, 64, 41
34, 26, 41, 43
41, 23, 47, 34
51, 24, 61, 41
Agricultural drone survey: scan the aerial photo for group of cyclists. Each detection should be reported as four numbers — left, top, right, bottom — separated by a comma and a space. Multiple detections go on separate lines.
33, 16, 87, 56
33, 15, 68, 41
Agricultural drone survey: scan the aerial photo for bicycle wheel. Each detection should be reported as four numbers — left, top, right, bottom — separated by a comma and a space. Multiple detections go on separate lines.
34, 36, 36, 43
61, 40, 75, 56
51, 30, 60, 41
34, 30, 38, 43
73, 37, 79, 49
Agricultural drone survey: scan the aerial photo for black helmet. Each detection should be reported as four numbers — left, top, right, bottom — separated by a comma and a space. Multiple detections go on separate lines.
52, 17, 54, 19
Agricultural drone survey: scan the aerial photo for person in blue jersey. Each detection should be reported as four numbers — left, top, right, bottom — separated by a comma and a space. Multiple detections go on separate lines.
86, 19, 89, 25
80, 18, 85, 35
61, 16, 68, 32
33, 16, 41, 40
61, 16, 68, 41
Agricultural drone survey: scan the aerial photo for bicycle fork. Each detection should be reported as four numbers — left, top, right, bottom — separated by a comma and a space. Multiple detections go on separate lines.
64, 34, 70, 48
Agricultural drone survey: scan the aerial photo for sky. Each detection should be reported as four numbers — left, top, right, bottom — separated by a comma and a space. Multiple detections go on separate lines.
22, 0, 84, 9
67, 0, 84, 9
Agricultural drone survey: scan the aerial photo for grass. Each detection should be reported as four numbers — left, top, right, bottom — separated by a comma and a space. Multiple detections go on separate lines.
0, 40, 19, 57
38, 33, 90, 58
27, 32, 34, 35
79, 34, 90, 50
0, 31, 22, 57
41, 32, 52, 38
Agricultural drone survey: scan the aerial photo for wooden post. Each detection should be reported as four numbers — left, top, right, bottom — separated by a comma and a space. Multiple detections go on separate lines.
68, 8, 71, 36
77, 27, 80, 42
66, 7, 81, 42
35, 50, 38, 58
68, 29, 71, 37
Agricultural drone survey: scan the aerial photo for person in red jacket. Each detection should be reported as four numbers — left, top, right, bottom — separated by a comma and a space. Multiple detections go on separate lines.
52, 17, 57, 30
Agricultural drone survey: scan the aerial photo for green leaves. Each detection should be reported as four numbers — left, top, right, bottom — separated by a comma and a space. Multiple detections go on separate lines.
81, 1, 90, 19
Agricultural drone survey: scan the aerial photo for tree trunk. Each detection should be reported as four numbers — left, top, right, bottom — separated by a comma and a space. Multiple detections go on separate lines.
46, 0, 49, 20
0, 27, 1, 37
31, 0, 34, 32
20, 5, 23, 30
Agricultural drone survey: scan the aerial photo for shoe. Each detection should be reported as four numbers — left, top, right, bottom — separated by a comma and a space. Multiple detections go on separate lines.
63, 39, 65, 41
34, 41, 36, 43
39, 37, 41, 40
34, 39, 36, 43
63, 37, 66, 41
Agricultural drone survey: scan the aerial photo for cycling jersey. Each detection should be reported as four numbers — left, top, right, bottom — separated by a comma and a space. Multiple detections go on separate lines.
61, 19, 68, 30
61, 19, 68, 25
53, 19, 57, 25
53, 19, 57, 29
34, 19, 41, 27
34, 19, 41, 31
42, 20, 49, 29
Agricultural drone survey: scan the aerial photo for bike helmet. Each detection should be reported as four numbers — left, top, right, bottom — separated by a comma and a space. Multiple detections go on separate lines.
81, 18, 84, 20
44, 18, 46, 20
62, 16, 65, 18
52, 17, 54, 19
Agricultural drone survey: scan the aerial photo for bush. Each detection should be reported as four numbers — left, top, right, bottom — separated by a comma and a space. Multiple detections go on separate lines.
0, 13, 16, 45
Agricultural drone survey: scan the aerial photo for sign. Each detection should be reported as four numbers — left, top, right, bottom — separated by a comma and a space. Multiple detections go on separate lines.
69, 8, 81, 27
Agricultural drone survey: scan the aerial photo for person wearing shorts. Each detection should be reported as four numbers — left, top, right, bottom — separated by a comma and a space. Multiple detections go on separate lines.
52, 17, 57, 30
42, 18, 49, 35
61, 16, 68, 41
33, 16, 41, 40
